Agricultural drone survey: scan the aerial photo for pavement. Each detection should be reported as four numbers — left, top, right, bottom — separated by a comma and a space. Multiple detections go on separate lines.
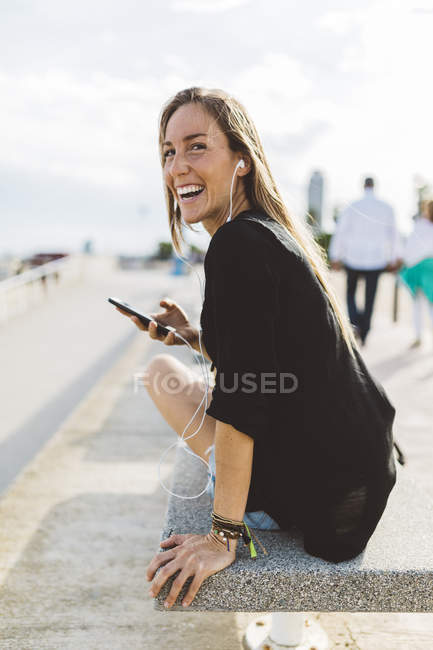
0, 263, 432, 649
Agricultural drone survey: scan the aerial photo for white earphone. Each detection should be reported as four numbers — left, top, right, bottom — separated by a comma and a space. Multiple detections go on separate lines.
226, 159, 245, 223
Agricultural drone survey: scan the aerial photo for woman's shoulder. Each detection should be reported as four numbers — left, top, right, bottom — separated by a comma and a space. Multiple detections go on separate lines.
205, 215, 267, 270
207, 208, 304, 265
209, 210, 266, 246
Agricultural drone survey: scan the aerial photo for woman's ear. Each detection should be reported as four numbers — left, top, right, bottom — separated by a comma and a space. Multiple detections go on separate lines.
238, 154, 252, 176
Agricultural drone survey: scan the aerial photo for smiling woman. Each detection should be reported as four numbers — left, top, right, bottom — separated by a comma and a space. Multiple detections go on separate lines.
114, 87, 400, 609
160, 99, 252, 237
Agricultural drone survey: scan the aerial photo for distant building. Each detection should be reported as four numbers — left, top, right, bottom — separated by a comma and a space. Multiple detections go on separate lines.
307, 170, 324, 233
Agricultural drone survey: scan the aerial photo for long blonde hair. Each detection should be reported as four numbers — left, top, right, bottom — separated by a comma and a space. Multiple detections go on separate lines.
158, 87, 359, 358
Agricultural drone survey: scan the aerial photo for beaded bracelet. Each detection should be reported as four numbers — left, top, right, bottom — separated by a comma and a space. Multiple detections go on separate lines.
211, 511, 268, 557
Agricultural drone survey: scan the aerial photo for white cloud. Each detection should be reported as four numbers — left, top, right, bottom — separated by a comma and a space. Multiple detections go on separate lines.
0, 0, 431, 255
0, 70, 190, 190
321, 0, 433, 230
171, 0, 250, 13
234, 53, 313, 134
317, 8, 366, 35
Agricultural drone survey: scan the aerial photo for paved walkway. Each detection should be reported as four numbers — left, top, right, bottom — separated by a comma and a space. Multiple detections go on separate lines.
0, 266, 432, 648
0, 256, 182, 492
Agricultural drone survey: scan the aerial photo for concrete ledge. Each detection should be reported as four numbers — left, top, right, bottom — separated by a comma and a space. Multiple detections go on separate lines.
155, 449, 433, 612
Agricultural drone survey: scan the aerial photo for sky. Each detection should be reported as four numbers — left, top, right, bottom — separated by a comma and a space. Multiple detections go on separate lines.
1, 0, 432, 257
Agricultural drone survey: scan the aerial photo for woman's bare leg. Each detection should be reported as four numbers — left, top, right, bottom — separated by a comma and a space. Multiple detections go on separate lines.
143, 353, 216, 461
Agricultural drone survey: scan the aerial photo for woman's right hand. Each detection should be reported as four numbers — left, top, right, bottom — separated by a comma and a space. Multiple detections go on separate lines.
116, 297, 199, 348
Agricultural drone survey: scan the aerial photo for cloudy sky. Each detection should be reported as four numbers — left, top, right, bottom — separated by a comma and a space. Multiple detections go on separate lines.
1, 0, 432, 256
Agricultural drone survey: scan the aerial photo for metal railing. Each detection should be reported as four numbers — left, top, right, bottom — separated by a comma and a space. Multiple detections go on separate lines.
0, 255, 85, 324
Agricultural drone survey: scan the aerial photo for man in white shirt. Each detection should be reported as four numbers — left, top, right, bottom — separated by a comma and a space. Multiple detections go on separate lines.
329, 177, 402, 346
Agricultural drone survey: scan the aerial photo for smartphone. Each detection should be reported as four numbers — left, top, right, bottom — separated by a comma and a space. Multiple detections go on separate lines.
108, 297, 172, 337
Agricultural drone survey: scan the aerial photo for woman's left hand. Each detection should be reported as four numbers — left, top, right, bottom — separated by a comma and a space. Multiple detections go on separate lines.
146, 533, 236, 609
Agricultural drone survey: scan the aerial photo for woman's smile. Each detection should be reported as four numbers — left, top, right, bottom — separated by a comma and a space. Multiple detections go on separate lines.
176, 184, 206, 203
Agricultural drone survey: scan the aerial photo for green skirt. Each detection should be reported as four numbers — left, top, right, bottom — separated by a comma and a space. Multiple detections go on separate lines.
399, 258, 433, 303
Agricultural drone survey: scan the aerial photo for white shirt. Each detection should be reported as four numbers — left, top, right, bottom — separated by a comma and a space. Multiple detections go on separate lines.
329, 188, 401, 270
402, 217, 433, 267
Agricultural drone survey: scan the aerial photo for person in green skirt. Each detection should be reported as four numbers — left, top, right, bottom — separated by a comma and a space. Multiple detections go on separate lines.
399, 200, 433, 348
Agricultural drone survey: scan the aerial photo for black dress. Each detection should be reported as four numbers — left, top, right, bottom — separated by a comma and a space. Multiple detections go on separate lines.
200, 208, 397, 563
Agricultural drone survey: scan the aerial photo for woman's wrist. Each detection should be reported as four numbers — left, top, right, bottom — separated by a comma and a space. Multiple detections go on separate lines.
191, 330, 211, 361
207, 530, 238, 554
210, 510, 246, 553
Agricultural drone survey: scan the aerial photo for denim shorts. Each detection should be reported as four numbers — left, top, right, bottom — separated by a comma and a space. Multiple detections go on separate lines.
206, 445, 280, 530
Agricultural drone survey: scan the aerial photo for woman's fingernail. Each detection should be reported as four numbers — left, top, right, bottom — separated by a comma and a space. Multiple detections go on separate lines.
149, 589, 153, 597
164, 601, 170, 608
182, 601, 189, 607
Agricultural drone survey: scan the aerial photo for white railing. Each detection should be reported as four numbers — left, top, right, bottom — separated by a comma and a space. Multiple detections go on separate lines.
0, 255, 85, 324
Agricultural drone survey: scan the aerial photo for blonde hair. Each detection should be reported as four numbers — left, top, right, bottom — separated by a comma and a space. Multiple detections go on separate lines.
158, 87, 359, 358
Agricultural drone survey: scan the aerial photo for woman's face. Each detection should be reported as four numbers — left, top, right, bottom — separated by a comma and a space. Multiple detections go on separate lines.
162, 103, 250, 233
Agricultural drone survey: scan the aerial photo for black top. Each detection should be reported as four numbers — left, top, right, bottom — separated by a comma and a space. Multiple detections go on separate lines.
200, 208, 397, 562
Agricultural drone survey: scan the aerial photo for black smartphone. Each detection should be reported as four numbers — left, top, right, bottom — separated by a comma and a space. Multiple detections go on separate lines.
108, 297, 172, 337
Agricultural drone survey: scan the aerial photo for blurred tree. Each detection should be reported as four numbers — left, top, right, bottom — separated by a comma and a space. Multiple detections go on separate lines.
314, 231, 332, 261
156, 241, 173, 260
332, 205, 342, 223
189, 244, 206, 263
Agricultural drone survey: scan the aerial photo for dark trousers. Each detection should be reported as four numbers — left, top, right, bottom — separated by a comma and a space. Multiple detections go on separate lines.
345, 266, 384, 343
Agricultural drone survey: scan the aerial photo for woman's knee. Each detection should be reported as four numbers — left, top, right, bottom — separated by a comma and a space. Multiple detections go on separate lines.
145, 353, 177, 378
142, 353, 215, 451
144, 354, 177, 392
144, 353, 194, 397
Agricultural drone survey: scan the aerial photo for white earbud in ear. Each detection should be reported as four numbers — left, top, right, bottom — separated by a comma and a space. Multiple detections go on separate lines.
227, 159, 246, 224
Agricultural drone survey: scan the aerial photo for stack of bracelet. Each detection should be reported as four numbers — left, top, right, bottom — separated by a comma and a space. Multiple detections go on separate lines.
211, 511, 255, 556
211, 511, 268, 557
